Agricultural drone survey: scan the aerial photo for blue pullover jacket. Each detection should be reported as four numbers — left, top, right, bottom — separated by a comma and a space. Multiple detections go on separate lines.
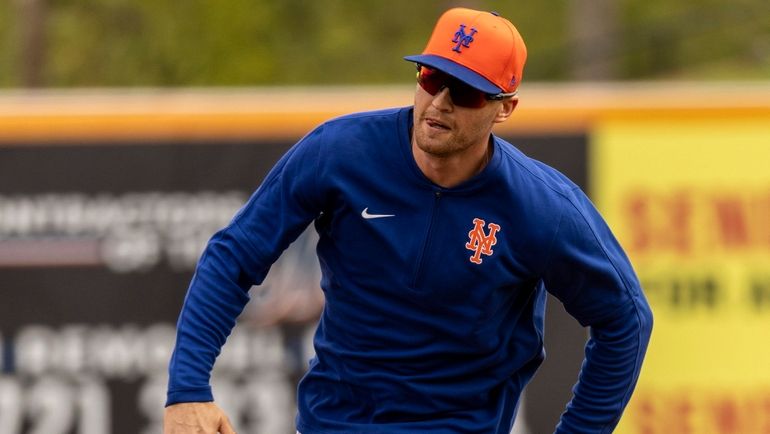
167, 107, 653, 433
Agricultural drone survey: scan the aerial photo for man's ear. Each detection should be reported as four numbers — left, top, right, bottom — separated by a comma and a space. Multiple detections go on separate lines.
494, 97, 518, 123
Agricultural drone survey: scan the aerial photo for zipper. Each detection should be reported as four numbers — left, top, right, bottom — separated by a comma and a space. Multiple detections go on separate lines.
411, 190, 442, 288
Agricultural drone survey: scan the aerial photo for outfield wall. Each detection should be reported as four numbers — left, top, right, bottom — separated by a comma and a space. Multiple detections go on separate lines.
0, 83, 768, 434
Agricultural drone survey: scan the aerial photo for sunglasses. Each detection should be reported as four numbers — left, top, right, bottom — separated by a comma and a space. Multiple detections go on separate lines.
416, 64, 516, 108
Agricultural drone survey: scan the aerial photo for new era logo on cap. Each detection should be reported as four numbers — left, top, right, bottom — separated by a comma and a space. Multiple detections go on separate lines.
404, 8, 527, 95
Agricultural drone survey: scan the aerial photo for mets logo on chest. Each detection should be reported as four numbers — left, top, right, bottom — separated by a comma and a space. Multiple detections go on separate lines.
465, 218, 501, 264
452, 24, 477, 53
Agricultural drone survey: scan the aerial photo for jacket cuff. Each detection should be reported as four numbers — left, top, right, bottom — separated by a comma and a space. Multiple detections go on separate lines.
165, 387, 214, 407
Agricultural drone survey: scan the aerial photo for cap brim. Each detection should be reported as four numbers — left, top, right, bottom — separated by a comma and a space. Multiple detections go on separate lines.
404, 54, 502, 95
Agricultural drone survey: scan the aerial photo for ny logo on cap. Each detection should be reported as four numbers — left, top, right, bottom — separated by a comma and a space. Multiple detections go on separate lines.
452, 24, 477, 53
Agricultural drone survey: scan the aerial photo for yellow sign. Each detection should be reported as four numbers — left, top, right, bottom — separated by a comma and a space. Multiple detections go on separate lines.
592, 117, 770, 434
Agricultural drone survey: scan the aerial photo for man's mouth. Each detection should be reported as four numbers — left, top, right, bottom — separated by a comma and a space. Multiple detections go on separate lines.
425, 117, 450, 130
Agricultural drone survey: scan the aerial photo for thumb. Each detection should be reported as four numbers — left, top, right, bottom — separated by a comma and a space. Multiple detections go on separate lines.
219, 414, 236, 434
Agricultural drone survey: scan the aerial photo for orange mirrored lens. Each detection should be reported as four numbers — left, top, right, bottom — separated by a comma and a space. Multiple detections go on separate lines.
417, 66, 489, 108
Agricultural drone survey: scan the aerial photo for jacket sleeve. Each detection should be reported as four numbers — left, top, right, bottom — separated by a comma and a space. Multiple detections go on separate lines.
166, 126, 327, 406
542, 188, 653, 433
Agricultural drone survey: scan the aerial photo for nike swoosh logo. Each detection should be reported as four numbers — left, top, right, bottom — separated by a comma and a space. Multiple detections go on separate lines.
361, 207, 395, 219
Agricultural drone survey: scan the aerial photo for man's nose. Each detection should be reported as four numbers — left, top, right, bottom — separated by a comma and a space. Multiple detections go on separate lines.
431, 87, 454, 111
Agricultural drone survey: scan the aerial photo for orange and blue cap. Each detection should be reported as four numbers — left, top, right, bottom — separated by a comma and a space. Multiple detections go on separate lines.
404, 8, 528, 95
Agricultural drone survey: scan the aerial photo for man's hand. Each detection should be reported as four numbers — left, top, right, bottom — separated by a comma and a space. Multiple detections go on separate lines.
164, 402, 236, 434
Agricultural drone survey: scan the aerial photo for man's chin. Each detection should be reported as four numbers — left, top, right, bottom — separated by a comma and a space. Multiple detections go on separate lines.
414, 139, 457, 158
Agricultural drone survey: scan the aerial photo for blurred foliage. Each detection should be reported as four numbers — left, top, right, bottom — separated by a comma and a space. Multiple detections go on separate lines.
0, 1, 15, 85
617, 0, 770, 80
0, 0, 768, 87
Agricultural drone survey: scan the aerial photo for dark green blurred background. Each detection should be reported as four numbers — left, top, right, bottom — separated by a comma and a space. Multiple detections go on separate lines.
1, 0, 769, 87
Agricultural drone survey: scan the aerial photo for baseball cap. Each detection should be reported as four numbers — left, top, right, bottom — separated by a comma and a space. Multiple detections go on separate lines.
404, 8, 527, 95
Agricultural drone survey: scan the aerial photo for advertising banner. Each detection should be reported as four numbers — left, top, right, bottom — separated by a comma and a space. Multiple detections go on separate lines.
0, 142, 319, 434
593, 117, 770, 433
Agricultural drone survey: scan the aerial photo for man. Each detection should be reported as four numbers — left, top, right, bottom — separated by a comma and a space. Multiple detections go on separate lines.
164, 8, 653, 434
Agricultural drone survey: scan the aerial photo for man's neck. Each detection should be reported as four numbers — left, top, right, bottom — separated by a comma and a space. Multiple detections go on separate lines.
411, 136, 493, 189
